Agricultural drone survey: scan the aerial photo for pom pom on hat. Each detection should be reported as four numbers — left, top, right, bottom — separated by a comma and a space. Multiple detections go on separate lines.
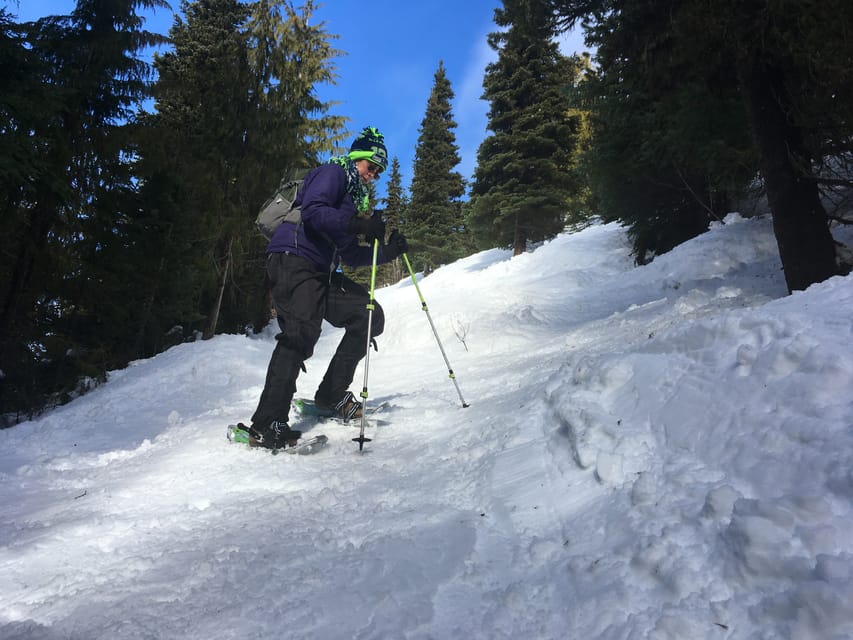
348, 126, 388, 171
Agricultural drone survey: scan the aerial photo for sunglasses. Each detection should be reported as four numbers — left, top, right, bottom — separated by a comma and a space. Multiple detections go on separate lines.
366, 161, 383, 177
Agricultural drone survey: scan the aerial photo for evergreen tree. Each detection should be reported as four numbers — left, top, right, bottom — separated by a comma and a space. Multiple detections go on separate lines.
0, 1, 168, 421
550, 0, 850, 289
245, 0, 348, 163
384, 157, 407, 230
407, 61, 467, 274
720, 0, 847, 291
549, 0, 762, 264
136, 0, 346, 349
381, 157, 408, 285
563, 52, 596, 227
140, 0, 255, 344
467, 0, 582, 255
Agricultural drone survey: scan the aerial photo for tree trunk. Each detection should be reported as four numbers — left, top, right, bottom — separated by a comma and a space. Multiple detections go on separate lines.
741, 57, 838, 293
512, 214, 527, 256
203, 235, 233, 340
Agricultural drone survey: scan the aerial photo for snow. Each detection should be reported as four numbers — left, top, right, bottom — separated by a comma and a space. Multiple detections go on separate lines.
2, 214, 853, 639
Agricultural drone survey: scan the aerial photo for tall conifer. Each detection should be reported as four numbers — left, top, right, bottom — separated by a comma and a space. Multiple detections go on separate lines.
550, 0, 850, 288
0, 1, 168, 420
137, 0, 345, 345
407, 61, 467, 274
381, 157, 408, 285
467, 0, 581, 255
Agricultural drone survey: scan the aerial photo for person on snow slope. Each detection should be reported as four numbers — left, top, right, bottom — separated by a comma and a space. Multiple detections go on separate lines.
246, 126, 408, 450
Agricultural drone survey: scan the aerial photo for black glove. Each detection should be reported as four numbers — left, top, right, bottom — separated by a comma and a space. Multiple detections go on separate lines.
384, 229, 409, 260
348, 212, 386, 245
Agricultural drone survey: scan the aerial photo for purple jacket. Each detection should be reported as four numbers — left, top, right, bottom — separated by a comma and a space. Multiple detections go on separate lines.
266, 163, 390, 272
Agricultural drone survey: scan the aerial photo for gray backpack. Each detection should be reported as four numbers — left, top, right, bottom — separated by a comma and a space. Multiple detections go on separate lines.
255, 177, 304, 240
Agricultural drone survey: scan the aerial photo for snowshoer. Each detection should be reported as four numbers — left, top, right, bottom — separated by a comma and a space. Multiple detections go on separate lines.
245, 127, 408, 450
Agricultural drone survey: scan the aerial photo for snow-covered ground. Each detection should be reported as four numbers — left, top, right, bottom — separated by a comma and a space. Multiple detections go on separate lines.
2, 215, 852, 640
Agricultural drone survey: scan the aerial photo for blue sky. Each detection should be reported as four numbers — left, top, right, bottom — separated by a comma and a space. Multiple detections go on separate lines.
7, 0, 587, 200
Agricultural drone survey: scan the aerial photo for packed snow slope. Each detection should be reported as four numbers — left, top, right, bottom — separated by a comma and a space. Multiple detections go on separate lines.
1, 215, 852, 640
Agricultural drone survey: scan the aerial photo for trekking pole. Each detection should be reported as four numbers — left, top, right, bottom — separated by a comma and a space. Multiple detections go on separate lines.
353, 239, 380, 451
402, 252, 470, 408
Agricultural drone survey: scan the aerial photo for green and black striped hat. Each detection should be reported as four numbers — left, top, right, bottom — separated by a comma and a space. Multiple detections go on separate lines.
347, 126, 388, 171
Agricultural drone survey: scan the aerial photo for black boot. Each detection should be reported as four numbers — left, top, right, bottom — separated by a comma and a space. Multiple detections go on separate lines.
315, 391, 363, 423
248, 420, 302, 450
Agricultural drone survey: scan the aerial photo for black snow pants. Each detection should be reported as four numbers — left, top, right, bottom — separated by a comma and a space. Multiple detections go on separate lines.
251, 252, 384, 429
